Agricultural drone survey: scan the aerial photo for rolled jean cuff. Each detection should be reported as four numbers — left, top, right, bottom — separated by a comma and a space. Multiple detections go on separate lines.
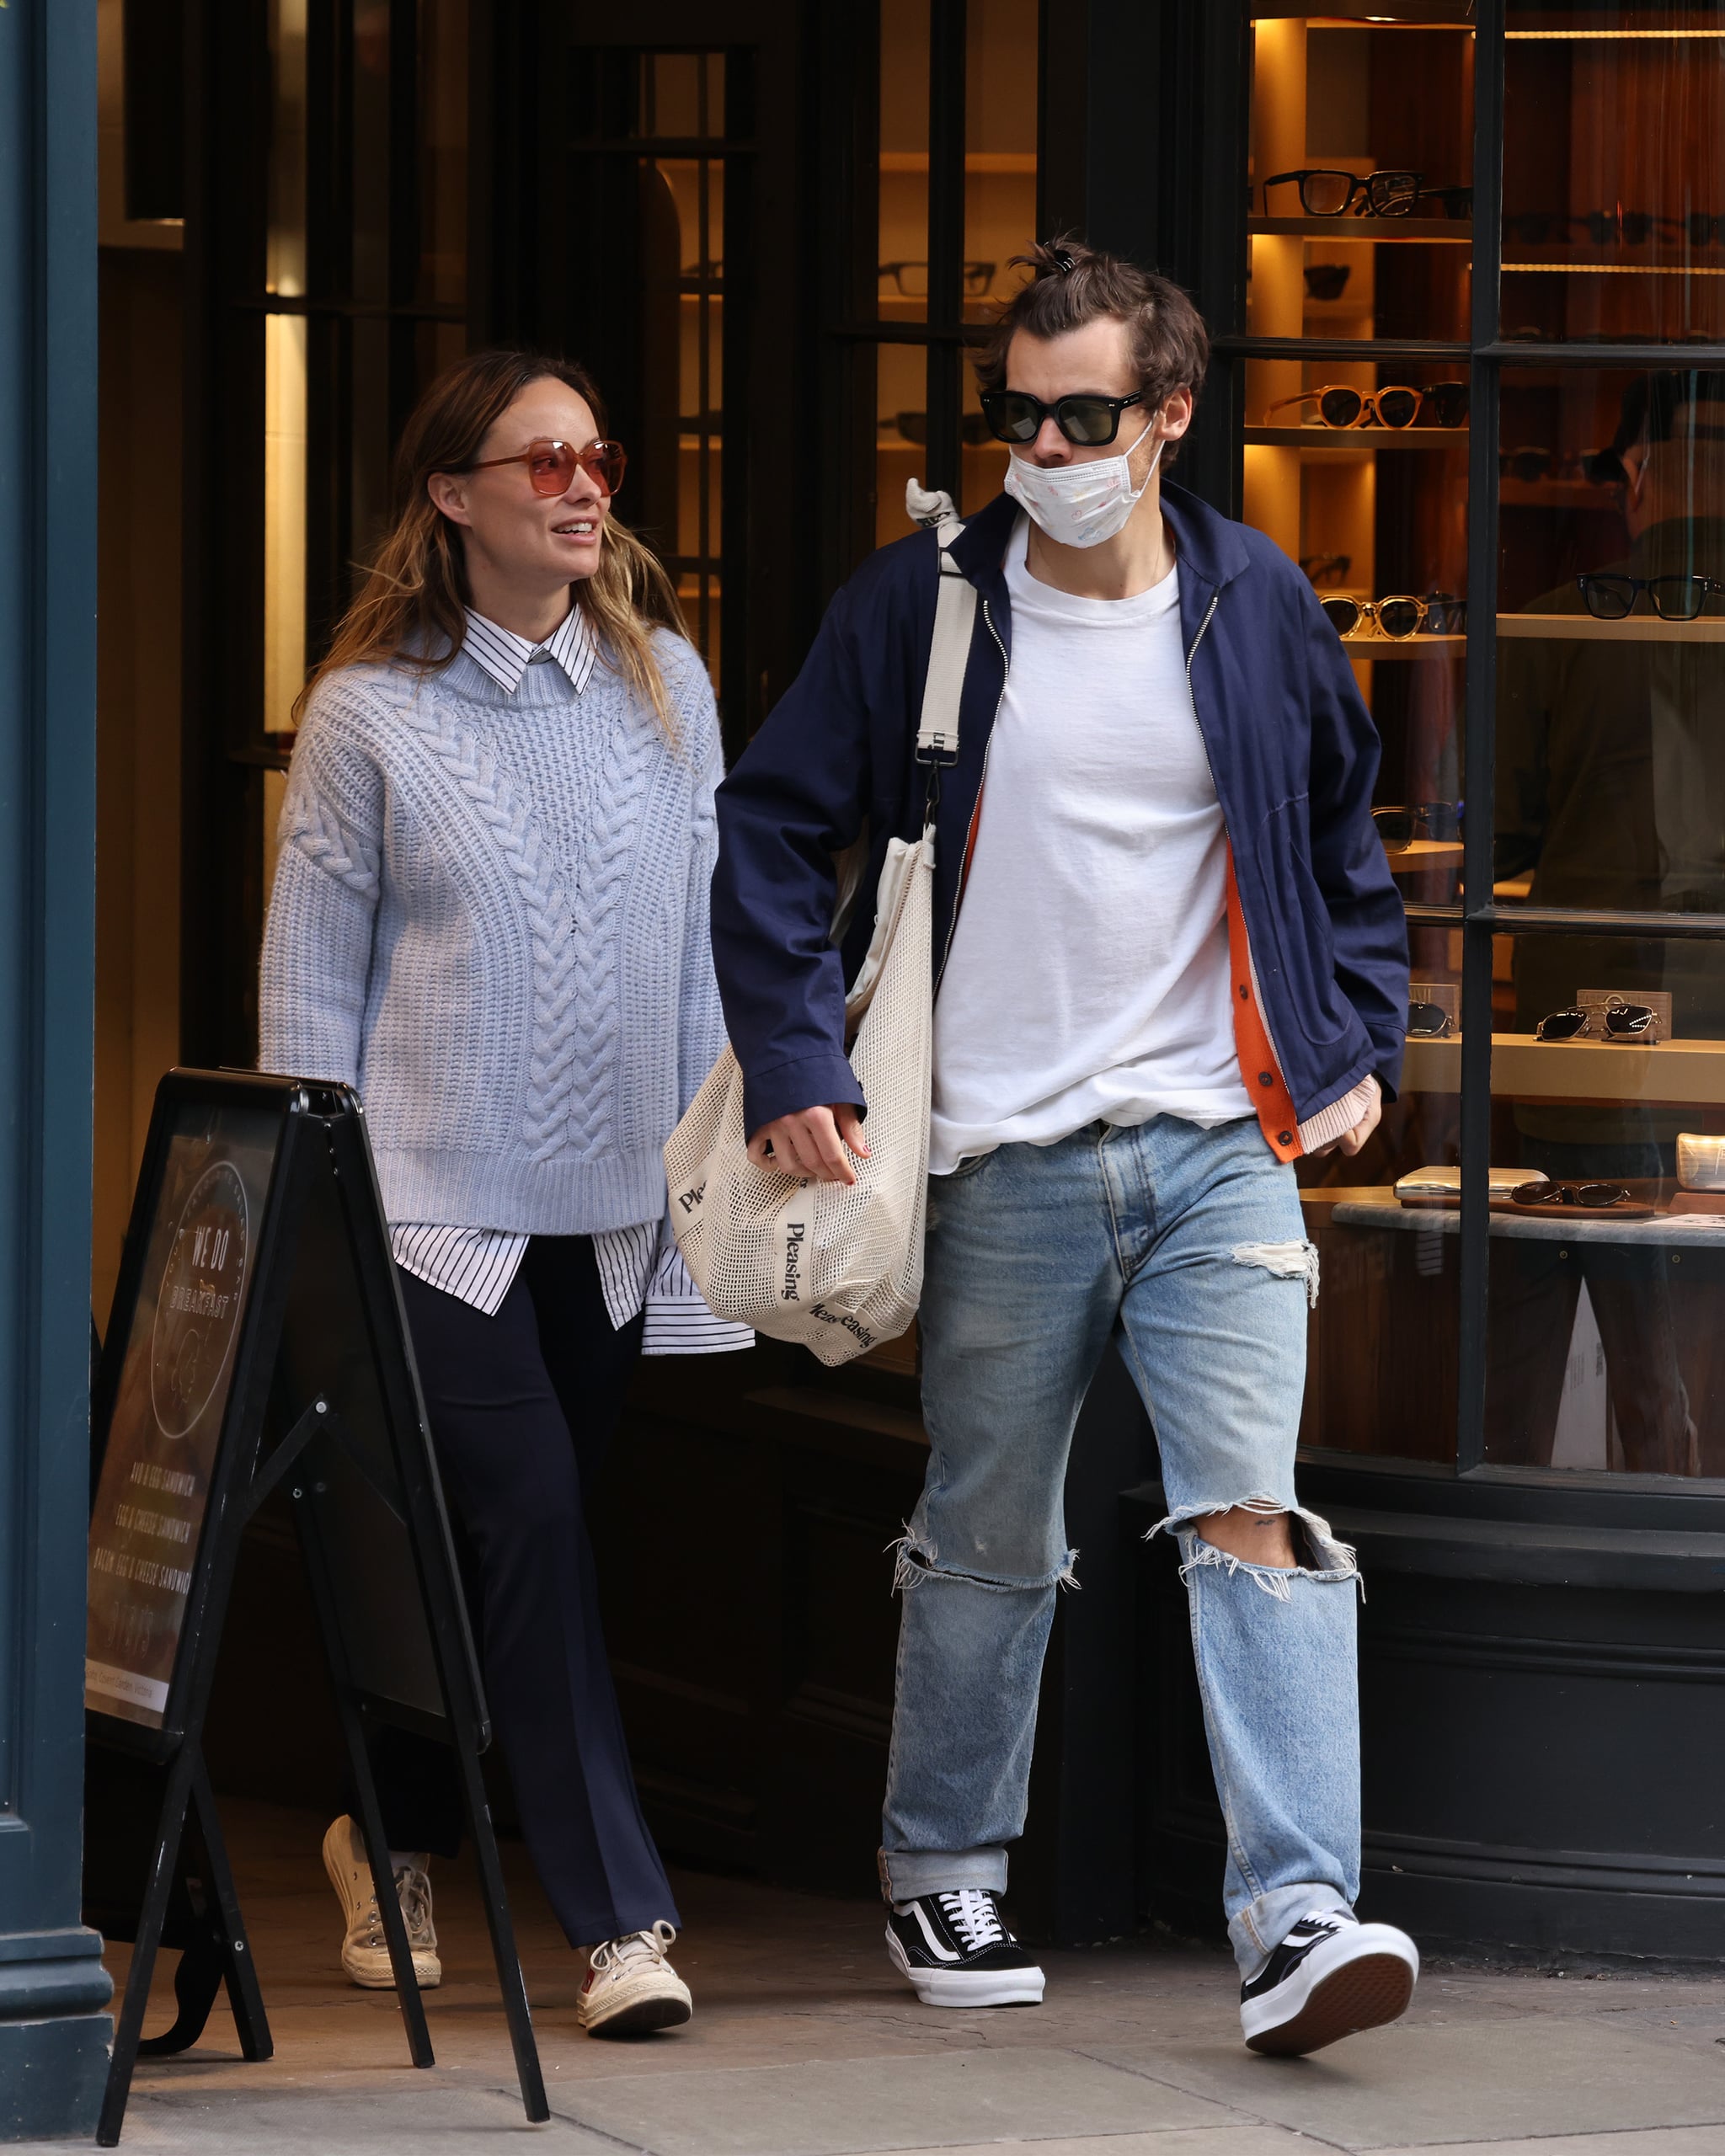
1229, 1881, 1353, 1979
878, 1844, 1007, 1903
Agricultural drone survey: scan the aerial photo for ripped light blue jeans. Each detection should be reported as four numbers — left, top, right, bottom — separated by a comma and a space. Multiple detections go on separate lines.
880, 1114, 1360, 1977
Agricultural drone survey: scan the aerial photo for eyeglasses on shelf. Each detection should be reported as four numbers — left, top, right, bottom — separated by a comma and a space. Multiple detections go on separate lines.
1500, 448, 1587, 483
1576, 573, 1725, 622
1303, 264, 1352, 302
1327, 596, 1461, 642
1406, 1001, 1454, 1039
878, 412, 995, 446
879, 259, 996, 297
1263, 168, 1421, 218
1263, 382, 1469, 430
1509, 1179, 1633, 1209
1373, 802, 1462, 844
1534, 998, 1658, 1042
1300, 552, 1352, 588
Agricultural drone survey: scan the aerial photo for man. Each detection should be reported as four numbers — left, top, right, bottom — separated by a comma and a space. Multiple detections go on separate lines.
710, 237, 1417, 2054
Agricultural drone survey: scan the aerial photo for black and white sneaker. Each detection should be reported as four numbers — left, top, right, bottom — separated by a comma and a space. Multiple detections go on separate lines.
885, 1889, 1045, 2008
1240, 1908, 1418, 2056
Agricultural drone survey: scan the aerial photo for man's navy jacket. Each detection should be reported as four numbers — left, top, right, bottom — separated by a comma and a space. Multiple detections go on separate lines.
710, 481, 1409, 1161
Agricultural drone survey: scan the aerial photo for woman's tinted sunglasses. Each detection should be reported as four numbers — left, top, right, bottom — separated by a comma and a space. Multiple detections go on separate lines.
466, 437, 628, 498
980, 388, 1146, 447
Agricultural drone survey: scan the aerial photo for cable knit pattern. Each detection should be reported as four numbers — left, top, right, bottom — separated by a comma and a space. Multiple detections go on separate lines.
259, 630, 728, 1235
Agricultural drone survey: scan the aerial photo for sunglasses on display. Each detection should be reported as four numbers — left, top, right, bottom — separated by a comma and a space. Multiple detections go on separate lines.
1303, 264, 1352, 302
1373, 802, 1462, 843
1263, 168, 1422, 218
466, 437, 628, 498
1406, 1001, 1454, 1039
1534, 997, 1658, 1042
879, 412, 995, 446
1415, 184, 1473, 220
879, 259, 996, 297
979, 387, 1148, 447
1263, 382, 1469, 430
1300, 552, 1353, 587
1509, 1179, 1633, 1209
1577, 573, 1725, 622
1326, 596, 1453, 641
1500, 447, 1586, 483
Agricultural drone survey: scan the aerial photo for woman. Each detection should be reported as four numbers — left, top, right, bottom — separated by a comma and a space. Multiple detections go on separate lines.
259, 349, 743, 2036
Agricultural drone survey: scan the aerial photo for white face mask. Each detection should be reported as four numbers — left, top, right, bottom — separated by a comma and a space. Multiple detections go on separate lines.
1003, 411, 1164, 549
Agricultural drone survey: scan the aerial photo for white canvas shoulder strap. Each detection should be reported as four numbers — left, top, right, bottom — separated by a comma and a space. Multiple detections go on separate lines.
905, 480, 975, 771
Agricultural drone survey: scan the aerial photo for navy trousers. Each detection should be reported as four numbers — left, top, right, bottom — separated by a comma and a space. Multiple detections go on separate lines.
371, 1236, 679, 1945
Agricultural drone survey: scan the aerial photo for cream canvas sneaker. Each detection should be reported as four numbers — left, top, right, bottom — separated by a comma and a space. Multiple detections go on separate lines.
321, 1814, 441, 1990
577, 1921, 692, 2036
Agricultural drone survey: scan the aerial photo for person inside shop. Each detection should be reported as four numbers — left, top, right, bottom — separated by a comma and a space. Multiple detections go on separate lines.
707, 236, 1419, 2057
259, 347, 749, 2036
1493, 369, 1725, 1475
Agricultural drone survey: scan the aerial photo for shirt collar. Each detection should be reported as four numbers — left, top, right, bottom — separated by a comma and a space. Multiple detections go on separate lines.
460, 604, 597, 696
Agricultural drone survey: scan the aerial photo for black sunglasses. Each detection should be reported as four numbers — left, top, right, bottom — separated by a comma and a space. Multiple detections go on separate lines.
1577, 573, 1725, 622
980, 388, 1146, 448
1534, 998, 1658, 1042
1407, 1001, 1454, 1038
1374, 802, 1462, 845
1510, 1178, 1632, 1209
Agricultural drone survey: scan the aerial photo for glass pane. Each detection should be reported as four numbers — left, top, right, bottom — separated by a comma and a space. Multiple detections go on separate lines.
961, 362, 1009, 517
1494, 366, 1725, 917
1298, 932, 1463, 1465
263, 312, 308, 739
879, 0, 931, 323
1503, 4, 1725, 345
266, 0, 308, 297
352, 2, 391, 303
964, 0, 1036, 325
875, 343, 928, 548
418, 0, 468, 307
1241, 354, 1469, 911
1247, 13, 1474, 345
1480, 931, 1725, 1476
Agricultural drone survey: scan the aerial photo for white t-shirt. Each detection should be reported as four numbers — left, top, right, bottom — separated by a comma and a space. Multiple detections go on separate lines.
927, 519, 1253, 1176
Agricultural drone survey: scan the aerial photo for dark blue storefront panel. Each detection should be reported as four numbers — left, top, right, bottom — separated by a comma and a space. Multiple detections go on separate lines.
0, 1, 111, 2136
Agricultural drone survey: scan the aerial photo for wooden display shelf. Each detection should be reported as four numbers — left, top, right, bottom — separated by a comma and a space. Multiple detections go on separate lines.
1505, 261, 1725, 277
1383, 838, 1464, 860
1245, 426, 1466, 451
1249, 216, 1471, 243
1341, 635, 1466, 658
1326, 1189, 1725, 1248
1498, 613, 1725, 643
1402, 1032, 1725, 1107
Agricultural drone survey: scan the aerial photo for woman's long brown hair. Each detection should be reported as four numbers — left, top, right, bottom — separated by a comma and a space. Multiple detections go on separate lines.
295, 350, 688, 737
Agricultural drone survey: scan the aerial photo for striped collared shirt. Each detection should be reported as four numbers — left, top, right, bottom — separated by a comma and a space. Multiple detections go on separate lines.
387, 606, 750, 1355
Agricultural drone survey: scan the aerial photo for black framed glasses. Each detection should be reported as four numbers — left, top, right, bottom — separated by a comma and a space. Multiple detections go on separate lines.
1415, 184, 1473, 220
1263, 168, 1422, 218
1263, 382, 1468, 430
980, 388, 1146, 447
1300, 552, 1352, 587
1406, 1001, 1454, 1038
1327, 597, 1437, 642
1534, 999, 1658, 1041
879, 259, 996, 297
1374, 802, 1462, 844
1303, 264, 1352, 302
879, 411, 994, 446
1578, 573, 1725, 622
1510, 1179, 1632, 1209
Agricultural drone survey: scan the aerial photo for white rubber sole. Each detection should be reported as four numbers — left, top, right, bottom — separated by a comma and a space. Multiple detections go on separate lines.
579, 1972, 693, 2037
321, 1818, 441, 1990
1241, 1923, 1418, 2056
885, 1924, 1045, 2008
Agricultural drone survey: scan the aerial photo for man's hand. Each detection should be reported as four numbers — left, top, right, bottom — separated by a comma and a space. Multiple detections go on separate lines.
748, 1104, 871, 1186
1308, 1075, 1382, 1160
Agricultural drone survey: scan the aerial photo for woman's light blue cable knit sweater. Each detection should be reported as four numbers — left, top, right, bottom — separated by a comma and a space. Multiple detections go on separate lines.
258, 628, 727, 1235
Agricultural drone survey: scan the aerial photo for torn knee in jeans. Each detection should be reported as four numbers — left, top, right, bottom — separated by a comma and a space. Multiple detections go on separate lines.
1231, 1237, 1321, 1308
890, 1529, 1080, 1595
1146, 1499, 1359, 1601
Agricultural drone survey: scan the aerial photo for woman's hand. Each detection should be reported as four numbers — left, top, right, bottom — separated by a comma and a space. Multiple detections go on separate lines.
1309, 1076, 1382, 1160
747, 1105, 871, 1185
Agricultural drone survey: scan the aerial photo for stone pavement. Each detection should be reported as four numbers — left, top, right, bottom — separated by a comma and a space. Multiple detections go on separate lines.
30, 1801, 1725, 2153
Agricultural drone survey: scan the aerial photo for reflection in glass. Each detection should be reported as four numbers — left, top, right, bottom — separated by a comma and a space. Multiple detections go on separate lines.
267, 0, 308, 297
964, 0, 1037, 322
879, 0, 930, 325
1480, 935, 1725, 1478
1503, 6, 1725, 344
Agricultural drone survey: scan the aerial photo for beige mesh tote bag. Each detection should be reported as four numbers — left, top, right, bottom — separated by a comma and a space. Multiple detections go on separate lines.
664, 486, 975, 1368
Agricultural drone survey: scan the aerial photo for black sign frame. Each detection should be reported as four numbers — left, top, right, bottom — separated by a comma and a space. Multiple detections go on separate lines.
86, 1070, 547, 2144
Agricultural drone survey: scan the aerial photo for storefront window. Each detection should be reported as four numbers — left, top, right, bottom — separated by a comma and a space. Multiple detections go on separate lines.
1238, 6, 1725, 1480
863, 0, 1038, 559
